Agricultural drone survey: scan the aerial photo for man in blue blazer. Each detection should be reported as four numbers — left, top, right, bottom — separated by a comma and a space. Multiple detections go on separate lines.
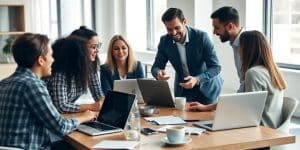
151, 8, 223, 104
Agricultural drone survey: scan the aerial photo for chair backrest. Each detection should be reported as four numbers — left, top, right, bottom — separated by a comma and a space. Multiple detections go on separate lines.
277, 97, 299, 132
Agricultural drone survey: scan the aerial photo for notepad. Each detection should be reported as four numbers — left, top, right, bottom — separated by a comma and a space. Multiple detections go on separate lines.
144, 115, 186, 125
93, 140, 139, 149
157, 125, 205, 135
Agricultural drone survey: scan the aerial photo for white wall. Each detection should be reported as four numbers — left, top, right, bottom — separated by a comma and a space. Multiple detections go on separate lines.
95, 0, 126, 55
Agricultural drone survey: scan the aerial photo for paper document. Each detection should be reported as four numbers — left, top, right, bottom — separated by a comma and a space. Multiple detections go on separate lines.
93, 140, 139, 149
157, 125, 205, 135
144, 115, 186, 125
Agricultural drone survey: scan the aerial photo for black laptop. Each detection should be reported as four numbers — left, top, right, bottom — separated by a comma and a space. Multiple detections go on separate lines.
77, 90, 136, 136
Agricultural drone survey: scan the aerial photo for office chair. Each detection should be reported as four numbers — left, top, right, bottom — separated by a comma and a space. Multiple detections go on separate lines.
271, 96, 299, 150
277, 97, 299, 133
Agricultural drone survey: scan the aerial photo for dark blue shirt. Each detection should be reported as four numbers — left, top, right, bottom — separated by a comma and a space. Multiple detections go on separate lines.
100, 61, 144, 96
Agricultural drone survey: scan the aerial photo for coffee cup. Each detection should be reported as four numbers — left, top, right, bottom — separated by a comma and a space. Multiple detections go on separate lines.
166, 126, 186, 143
175, 97, 186, 110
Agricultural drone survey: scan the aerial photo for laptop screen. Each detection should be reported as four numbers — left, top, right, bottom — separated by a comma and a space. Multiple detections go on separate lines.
97, 90, 136, 129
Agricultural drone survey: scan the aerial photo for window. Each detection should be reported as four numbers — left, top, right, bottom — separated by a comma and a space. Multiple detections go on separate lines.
49, 0, 58, 40
270, 0, 300, 69
49, 0, 94, 39
126, 0, 167, 51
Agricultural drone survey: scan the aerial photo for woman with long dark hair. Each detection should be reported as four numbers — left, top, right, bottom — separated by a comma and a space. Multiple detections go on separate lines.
46, 26, 104, 113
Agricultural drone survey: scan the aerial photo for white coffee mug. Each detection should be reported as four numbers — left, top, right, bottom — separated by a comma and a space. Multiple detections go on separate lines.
166, 126, 186, 143
175, 97, 186, 110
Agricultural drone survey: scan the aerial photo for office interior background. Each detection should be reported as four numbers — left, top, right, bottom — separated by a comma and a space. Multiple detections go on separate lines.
0, 0, 300, 148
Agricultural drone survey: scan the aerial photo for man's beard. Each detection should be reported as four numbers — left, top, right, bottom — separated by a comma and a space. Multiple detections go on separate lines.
171, 32, 183, 42
220, 29, 230, 42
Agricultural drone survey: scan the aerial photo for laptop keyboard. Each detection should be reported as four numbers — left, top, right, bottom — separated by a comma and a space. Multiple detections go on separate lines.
84, 122, 116, 131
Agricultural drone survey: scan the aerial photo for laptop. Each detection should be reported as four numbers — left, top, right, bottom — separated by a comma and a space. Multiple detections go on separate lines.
137, 79, 175, 107
193, 91, 268, 131
77, 90, 136, 136
113, 79, 144, 104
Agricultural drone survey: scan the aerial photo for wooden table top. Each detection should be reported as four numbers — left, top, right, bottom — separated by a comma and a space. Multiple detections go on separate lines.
63, 107, 295, 150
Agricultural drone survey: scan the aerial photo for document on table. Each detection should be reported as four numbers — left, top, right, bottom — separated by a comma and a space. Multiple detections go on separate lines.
157, 125, 205, 135
93, 140, 139, 149
144, 115, 186, 125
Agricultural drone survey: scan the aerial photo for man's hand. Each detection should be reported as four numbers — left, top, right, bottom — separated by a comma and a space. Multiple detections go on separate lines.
77, 110, 98, 123
91, 100, 102, 111
179, 76, 198, 89
157, 70, 170, 81
187, 102, 205, 111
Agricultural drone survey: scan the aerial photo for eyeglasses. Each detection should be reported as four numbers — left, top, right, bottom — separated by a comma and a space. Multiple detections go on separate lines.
90, 42, 102, 50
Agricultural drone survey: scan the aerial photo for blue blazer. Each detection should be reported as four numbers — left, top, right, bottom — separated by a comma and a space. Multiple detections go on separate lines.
100, 61, 145, 96
151, 26, 223, 104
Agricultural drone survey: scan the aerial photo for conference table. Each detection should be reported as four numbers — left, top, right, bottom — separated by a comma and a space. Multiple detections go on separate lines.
63, 107, 295, 150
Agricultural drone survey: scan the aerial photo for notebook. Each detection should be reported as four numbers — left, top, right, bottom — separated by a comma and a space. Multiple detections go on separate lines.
193, 91, 268, 131
137, 79, 175, 107
113, 79, 144, 104
77, 90, 136, 136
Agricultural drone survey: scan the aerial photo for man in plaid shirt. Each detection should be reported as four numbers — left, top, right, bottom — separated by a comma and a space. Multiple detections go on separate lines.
0, 33, 96, 149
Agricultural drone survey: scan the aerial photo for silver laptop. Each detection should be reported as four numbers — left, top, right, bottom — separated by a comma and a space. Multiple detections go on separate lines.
113, 79, 144, 104
193, 91, 268, 131
137, 79, 175, 107
77, 90, 136, 136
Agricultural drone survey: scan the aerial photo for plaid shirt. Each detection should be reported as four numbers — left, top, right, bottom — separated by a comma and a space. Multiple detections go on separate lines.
45, 72, 104, 113
0, 67, 79, 150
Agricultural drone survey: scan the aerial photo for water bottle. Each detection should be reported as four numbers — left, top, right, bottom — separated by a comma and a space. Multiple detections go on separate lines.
124, 100, 141, 141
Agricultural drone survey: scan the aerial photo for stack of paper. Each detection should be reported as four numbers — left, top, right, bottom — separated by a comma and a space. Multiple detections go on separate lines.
144, 115, 186, 125
93, 140, 139, 149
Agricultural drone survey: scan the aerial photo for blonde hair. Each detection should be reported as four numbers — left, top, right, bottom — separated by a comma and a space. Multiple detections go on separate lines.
239, 30, 287, 90
105, 35, 137, 74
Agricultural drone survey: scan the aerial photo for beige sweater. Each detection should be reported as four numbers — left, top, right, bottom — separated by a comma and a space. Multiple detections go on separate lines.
245, 66, 283, 129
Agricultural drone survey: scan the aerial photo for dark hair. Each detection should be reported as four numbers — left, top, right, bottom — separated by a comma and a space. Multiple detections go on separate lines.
70, 26, 97, 40
51, 36, 91, 90
210, 6, 239, 26
162, 8, 185, 23
239, 30, 286, 90
70, 26, 100, 72
12, 33, 49, 68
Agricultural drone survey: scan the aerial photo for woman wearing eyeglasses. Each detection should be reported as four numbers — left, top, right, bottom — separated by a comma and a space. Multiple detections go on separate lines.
45, 26, 104, 113
100, 35, 145, 96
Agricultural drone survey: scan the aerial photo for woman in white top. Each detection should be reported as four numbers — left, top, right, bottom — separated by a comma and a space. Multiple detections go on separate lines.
188, 30, 287, 129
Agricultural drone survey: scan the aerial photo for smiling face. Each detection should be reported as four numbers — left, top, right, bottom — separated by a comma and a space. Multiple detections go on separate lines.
112, 39, 129, 63
212, 18, 231, 43
164, 17, 187, 43
40, 45, 54, 77
87, 36, 100, 61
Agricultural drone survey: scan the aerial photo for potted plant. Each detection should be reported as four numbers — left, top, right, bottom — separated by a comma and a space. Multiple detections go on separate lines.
2, 36, 15, 63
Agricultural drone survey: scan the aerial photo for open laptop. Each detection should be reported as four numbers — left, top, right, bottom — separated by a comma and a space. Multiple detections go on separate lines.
77, 90, 136, 136
113, 79, 144, 104
193, 91, 268, 131
137, 79, 175, 107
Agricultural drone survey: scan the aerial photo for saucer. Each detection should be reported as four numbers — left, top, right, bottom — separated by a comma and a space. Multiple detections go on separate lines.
161, 136, 192, 145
